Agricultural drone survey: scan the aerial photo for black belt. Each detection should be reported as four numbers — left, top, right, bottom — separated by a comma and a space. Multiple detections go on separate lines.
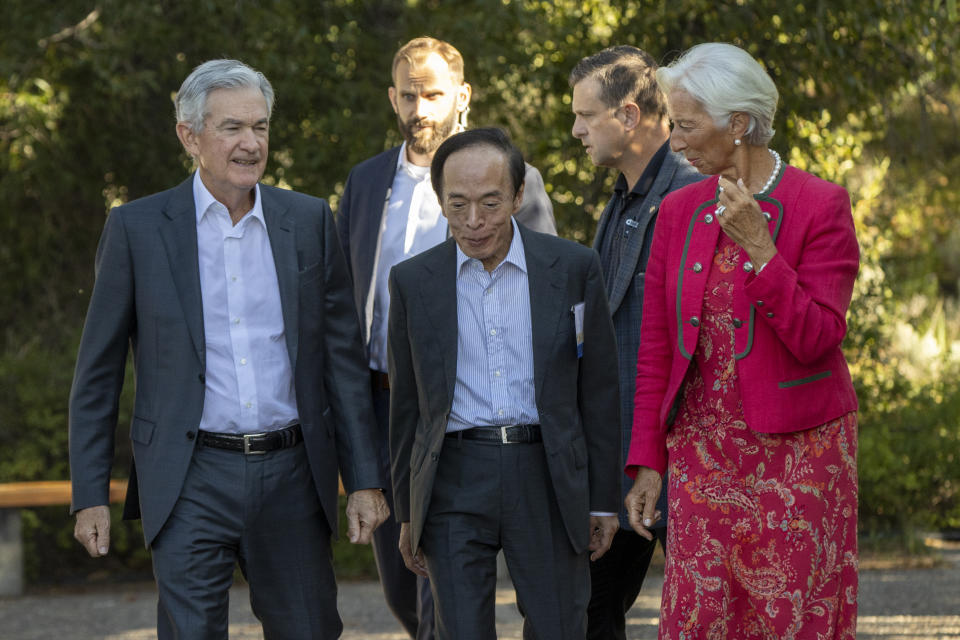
197, 424, 302, 455
446, 424, 541, 444
370, 369, 390, 391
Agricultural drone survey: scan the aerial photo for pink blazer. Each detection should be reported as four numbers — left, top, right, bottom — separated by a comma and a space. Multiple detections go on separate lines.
626, 165, 859, 476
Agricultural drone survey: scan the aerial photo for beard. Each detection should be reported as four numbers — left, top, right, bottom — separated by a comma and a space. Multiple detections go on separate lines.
397, 107, 459, 156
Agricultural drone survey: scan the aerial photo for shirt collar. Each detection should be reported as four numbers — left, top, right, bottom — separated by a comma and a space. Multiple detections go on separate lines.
193, 171, 264, 226
456, 217, 527, 275
396, 142, 432, 180
615, 140, 670, 199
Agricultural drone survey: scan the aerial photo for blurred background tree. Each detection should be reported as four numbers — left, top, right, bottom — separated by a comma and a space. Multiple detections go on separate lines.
1, 0, 957, 584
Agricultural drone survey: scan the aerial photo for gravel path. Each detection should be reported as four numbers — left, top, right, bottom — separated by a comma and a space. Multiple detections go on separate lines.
1, 547, 956, 639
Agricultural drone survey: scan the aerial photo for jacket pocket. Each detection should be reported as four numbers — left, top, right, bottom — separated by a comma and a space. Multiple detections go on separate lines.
130, 417, 155, 445
571, 435, 588, 469
778, 370, 832, 389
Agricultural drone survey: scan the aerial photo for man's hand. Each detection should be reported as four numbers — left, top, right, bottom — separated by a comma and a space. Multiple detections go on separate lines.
625, 467, 662, 540
398, 521, 429, 577
74, 505, 111, 557
345, 488, 390, 544
588, 514, 619, 561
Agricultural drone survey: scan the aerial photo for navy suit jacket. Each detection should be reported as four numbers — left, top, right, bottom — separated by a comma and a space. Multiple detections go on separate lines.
337, 145, 557, 348
592, 150, 702, 529
69, 175, 382, 545
387, 225, 621, 554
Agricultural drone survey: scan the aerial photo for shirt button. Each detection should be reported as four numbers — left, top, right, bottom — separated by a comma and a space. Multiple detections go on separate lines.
690, 316, 700, 327
495, 370, 501, 377
692, 262, 703, 273
704, 214, 714, 224
743, 261, 754, 272
231, 276, 238, 282
733, 318, 743, 328
246, 402, 252, 408
766, 311, 775, 318
489, 329, 497, 336
234, 317, 241, 325
756, 300, 764, 307
240, 358, 247, 365
498, 409, 504, 417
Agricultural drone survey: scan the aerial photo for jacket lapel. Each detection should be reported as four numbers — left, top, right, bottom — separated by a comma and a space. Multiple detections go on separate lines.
261, 186, 300, 371
607, 154, 685, 314
159, 177, 205, 365
522, 227, 567, 401
419, 239, 459, 408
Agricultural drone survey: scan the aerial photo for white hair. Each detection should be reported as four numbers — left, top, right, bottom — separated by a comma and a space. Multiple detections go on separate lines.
175, 59, 274, 133
656, 43, 778, 145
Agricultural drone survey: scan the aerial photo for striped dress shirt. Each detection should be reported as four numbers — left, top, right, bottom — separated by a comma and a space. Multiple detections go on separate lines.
447, 219, 539, 433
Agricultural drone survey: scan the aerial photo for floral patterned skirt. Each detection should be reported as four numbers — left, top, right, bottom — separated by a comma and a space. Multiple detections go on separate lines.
659, 239, 859, 639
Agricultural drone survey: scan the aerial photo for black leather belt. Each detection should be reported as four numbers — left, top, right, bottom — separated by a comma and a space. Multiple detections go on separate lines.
446, 424, 541, 444
197, 424, 302, 455
370, 369, 390, 391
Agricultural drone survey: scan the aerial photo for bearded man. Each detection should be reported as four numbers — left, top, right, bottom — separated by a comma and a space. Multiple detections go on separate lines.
336, 36, 556, 640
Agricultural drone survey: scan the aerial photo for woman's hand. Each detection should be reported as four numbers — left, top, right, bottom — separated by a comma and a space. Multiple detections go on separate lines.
625, 467, 662, 540
716, 176, 777, 270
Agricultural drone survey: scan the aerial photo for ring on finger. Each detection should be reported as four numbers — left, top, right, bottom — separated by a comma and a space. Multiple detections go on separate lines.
716, 205, 726, 217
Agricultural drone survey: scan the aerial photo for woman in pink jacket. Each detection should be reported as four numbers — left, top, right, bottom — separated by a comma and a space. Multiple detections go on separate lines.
624, 43, 859, 639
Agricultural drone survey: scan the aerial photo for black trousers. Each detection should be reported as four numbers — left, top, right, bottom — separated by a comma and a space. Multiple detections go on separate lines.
422, 435, 589, 640
587, 525, 667, 640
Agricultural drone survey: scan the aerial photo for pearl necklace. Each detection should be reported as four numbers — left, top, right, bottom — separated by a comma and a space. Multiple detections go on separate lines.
757, 149, 781, 195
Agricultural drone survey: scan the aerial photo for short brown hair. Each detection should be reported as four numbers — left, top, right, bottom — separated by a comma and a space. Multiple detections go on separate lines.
392, 37, 465, 85
569, 46, 665, 120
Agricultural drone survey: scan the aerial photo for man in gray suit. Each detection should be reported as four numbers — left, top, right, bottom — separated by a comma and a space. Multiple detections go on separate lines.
69, 59, 388, 639
336, 36, 556, 640
387, 128, 620, 640
569, 46, 703, 640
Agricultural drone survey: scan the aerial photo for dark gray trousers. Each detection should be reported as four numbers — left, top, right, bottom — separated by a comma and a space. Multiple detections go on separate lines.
150, 442, 339, 640
371, 384, 435, 640
421, 435, 589, 640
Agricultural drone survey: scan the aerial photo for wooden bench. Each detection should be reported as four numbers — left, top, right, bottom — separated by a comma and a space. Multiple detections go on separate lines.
0, 479, 127, 597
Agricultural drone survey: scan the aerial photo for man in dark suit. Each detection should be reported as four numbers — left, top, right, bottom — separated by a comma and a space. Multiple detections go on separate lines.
336, 36, 556, 640
569, 46, 704, 639
387, 128, 621, 640
69, 59, 388, 639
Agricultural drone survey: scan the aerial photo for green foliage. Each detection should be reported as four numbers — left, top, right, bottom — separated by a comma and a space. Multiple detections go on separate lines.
1, 0, 958, 583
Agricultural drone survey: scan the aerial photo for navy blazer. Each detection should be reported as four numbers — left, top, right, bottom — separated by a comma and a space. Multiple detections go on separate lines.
387, 225, 621, 554
69, 176, 383, 545
337, 145, 557, 348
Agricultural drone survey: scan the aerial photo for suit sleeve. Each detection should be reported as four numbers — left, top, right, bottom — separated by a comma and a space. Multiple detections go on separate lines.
318, 203, 384, 492
68, 210, 134, 513
515, 164, 557, 236
578, 251, 622, 513
386, 266, 417, 522
335, 169, 354, 276
745, 184, 859, 364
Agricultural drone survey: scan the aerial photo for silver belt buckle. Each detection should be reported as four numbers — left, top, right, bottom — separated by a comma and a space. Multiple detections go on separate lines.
243, 432, 268, 455
500, 426, 510, 444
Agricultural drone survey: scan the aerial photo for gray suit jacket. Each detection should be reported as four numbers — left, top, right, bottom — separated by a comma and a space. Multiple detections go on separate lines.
592, 150, 703, 529
387, 225, 621, 554
337, 145, 557, 349
69, 175, 382, 545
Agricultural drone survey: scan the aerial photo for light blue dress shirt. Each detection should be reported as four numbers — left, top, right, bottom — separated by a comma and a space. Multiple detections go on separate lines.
447, 219, 539, 433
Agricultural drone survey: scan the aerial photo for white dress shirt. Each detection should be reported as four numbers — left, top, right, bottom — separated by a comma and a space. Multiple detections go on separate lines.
193, 173, 298, 434
368, 143, 448, 372
447, 219, 539, 432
